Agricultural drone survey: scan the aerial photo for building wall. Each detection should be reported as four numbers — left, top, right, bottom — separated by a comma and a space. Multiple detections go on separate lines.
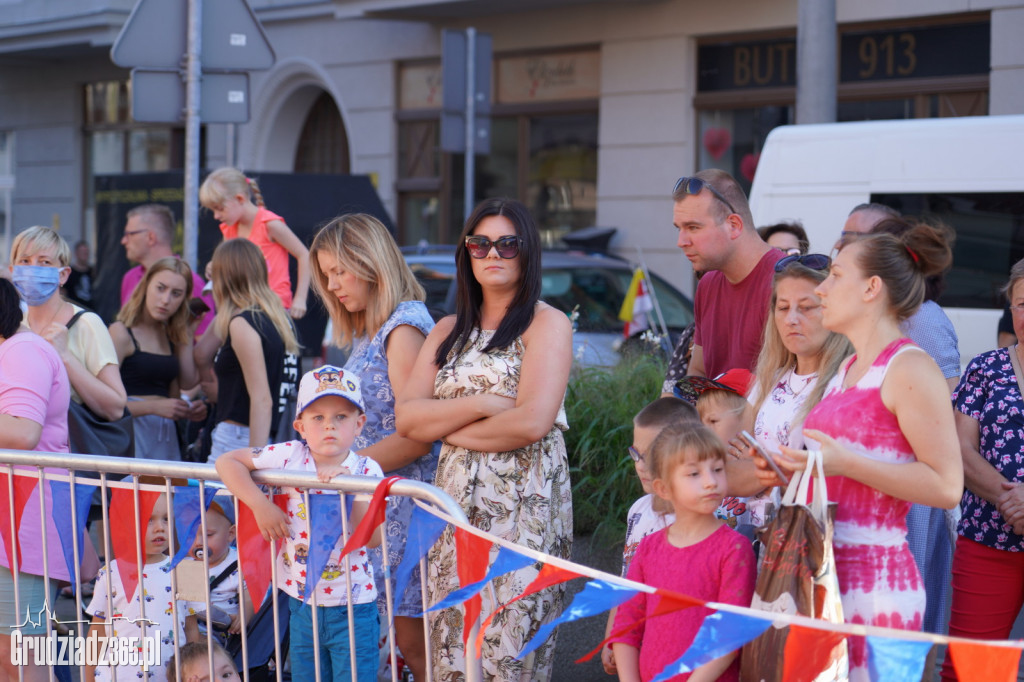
1, 0, 1022, 292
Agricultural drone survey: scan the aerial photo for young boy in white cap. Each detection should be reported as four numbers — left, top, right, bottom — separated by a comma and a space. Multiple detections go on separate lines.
215, 364, 383, 681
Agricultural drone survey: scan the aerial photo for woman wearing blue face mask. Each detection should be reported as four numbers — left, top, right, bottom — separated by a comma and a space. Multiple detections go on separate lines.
11, 226, 127, 423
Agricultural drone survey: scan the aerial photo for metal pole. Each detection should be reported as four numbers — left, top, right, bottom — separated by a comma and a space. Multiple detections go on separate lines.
796, 0, 837, 124
463, 27, 476, 222
184, 0, 202, 269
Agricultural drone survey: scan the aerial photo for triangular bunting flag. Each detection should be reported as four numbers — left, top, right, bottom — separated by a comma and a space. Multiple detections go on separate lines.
304, 494, 344, 600
782, 624, 847, 682
424, 545, 535, 615
866, 636, 932, 681
518, 579, 637, 661
110, 488, 160, 600
651, 610, 771, 681
169, 486, 216, 568
948, 639, 1022, 682
237, 495, 288, 611
392, 505, 446, 614
456, 527, 492, 648
577, 589, 704, 663
49, 479, 96, 595
475, 562, 587, 657
0, 472, 39, 572
338, 476, 401, 561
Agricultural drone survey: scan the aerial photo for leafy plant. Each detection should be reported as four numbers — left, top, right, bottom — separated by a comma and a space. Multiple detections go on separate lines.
564, 349, 668, 544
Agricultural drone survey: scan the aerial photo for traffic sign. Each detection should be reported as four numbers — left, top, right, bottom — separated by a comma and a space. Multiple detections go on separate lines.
112, 0, 274, 71
131, 70, 249, 123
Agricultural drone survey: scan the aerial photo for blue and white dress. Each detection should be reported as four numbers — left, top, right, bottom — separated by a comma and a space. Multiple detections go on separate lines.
345, 300, 438, 617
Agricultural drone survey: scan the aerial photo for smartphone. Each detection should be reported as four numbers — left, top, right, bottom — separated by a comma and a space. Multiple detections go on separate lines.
739, 430, 789, 485
188, 297, 210, 320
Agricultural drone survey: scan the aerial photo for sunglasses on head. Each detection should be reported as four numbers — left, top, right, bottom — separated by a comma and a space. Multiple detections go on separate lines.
774, 253, 831, 273
465, 234, 522, 259
673, 176, 738, 216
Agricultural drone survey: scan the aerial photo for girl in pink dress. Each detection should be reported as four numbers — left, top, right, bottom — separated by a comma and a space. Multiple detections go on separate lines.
756, 219, 963, 680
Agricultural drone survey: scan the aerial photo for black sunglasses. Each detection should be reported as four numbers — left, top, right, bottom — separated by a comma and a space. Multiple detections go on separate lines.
465, 234, 522, 259
673, 176, 738, 216
774, 253, 831, 273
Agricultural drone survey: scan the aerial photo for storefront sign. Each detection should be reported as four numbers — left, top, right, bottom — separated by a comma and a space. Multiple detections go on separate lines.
399, 63, 442, 110
497, 50, 600, 103
698, 21, 989, 92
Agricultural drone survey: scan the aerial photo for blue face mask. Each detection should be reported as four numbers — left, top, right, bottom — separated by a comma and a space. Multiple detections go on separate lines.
11, 264, 62, 306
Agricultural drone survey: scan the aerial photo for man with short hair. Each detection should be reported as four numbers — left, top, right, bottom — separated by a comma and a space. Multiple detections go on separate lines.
671, 169, 783, 379
120, 204, 213, 333
841, 202, 900, 239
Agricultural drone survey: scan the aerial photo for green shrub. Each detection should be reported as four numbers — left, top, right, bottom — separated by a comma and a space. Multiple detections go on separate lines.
564, 350, 667, 544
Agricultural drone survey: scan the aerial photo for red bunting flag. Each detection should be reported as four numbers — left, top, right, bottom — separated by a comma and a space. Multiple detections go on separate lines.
474, 562, 585, 657
456, 528, 492, 648
0, 472, 39, 572
236, 495, 288, 611
338, 476, 402, 560
109, 488, 160, 600
783, 624, 847, 682
948, 639, 1022, 682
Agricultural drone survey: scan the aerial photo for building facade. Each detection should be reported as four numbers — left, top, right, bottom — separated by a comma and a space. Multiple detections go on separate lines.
1, 0, 1022, 294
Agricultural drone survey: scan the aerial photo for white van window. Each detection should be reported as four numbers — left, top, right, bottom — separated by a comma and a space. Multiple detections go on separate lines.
872, 192, 1024, 309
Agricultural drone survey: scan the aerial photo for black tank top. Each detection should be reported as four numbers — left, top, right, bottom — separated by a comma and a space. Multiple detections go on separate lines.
120, 328, 179, 396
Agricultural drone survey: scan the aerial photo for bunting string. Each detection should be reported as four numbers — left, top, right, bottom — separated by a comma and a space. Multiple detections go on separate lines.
410, 498, 1024, 653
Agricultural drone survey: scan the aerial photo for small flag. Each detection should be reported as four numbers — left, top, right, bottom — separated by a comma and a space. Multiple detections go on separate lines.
618, 268, 653, 337
50, 479, 97, 595
948, 639, 1022, 682
867, 636, 932, 681
304, 494, 344, 600
652, 610, 771, 681
424, 545, 534, 615
110, 488, 160, 600
392, 505, 446, 615
169, 486, 216, 568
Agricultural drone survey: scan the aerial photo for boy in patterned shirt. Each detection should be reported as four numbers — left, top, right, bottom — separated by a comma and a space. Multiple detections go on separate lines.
216, 365, 383, 681
85, 493, 190, 682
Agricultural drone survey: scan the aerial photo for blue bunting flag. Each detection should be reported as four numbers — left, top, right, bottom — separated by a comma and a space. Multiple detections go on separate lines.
652, 610, 772, 681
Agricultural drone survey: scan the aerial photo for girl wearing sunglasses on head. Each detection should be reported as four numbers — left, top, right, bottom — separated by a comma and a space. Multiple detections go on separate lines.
397, 197, 573, 682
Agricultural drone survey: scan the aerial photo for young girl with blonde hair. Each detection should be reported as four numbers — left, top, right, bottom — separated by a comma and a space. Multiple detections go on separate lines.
110, 257, 201, 460
195, 238, 300, 461
200, 167, 310, 318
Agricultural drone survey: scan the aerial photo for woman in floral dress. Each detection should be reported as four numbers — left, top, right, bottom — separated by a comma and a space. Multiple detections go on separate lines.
939, 257, 1024, 681
756, 222, 962, 681
310, 213, 437, 682
398, 197, 573, 681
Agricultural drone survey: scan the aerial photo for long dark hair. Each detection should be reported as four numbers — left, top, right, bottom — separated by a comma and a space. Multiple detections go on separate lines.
434, 198, 542, 366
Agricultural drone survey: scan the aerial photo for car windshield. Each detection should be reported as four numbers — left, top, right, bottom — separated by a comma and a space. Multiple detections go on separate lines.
541, 267, 693, 333
404, 254, 694, 334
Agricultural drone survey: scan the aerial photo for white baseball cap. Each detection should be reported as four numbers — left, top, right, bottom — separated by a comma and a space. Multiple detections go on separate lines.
296, 364, 365, 416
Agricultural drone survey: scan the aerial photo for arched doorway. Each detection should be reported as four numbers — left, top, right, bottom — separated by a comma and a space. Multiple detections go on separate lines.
294, 92, 349, 174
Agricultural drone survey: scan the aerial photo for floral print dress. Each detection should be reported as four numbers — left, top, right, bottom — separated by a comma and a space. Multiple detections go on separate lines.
427, 330, 573, 682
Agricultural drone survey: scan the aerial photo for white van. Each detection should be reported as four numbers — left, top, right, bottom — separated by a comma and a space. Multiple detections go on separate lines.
749, 115, 1024, 367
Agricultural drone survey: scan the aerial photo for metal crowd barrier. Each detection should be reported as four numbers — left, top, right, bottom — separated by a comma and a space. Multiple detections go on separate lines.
0, 451, 482, 682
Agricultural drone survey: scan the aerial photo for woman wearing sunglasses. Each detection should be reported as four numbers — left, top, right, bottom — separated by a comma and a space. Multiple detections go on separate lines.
397, 197, 573, 682
724, 254, 851, 533
755, 222, 962, 680
308, 213, 436, 682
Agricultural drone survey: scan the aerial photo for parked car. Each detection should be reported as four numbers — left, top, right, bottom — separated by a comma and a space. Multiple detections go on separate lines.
402, 246, 694, 366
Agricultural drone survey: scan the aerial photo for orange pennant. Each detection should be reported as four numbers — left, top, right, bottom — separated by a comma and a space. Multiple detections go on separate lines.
783, 624, 846, 682
236, 494, 288, 611
473, 562, 584, 657
948, 640, 1021, 682
110, 488, 160, 601
576, 589, 703, 663
0, 472, 39, 573
455, 528, 492, 648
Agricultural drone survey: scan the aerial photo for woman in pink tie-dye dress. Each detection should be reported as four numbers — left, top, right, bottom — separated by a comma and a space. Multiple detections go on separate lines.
758, 219, 964, 680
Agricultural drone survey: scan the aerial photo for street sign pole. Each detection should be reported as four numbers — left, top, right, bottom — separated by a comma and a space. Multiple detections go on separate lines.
463, 27, 476, 222
184, 0, 202, 269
